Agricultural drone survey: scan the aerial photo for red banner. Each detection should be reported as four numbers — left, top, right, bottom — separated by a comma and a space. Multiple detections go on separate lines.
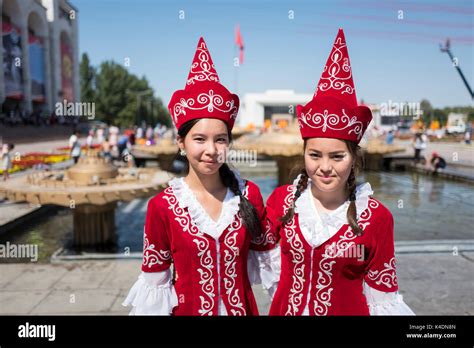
61, 39, 74, 101
2, 22, 23, 99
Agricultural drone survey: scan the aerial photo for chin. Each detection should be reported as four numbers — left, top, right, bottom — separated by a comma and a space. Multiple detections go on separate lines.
196, 162, 220, 175
313, 179, 342, 193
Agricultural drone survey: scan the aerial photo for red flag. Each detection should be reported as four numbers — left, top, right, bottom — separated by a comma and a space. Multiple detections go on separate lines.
235, 25, 244, 64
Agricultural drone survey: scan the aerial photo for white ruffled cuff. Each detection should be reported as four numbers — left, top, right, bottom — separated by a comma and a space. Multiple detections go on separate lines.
363, 282, 415, 315
248, 246, 281, 297
122, 270, 178, 315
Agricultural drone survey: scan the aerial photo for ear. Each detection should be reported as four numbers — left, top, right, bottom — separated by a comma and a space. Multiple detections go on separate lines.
176, 135, 185, 150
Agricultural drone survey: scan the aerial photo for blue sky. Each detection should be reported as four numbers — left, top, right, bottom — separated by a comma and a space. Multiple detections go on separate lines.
73, 0, 473, 108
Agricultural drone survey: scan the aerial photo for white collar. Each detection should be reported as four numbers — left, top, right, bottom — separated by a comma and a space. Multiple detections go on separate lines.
168, 169, 246, 240
293, 175, 373, 248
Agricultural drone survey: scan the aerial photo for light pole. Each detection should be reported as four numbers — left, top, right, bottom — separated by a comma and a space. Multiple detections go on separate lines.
126, 89, 153, 126
440, 39, 474, 100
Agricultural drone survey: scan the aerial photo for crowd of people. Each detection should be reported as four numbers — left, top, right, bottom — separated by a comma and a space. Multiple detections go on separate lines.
69, 122, 172, 167
1, 107, 79, 127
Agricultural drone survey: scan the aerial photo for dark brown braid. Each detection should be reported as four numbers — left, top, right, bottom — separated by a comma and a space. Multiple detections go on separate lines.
280, 168, 309, 225
346, 165, 363, 235
219, 163, 262, 239
177, 119, 262, 239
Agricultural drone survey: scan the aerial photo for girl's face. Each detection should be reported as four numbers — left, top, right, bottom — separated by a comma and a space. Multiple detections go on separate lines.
178, 118, 230, 176
304, 137, 354, 193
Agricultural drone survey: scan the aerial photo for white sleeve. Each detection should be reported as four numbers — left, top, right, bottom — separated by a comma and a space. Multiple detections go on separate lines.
247, 246, 281, 298
363, 282, 415, 315
122, 269, 178, 315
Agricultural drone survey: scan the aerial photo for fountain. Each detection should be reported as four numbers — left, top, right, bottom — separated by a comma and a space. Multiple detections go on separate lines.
233, 122, 405, 185
0, 151, 171, 249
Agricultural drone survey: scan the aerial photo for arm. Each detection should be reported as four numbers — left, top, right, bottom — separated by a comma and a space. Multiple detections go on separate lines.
248, 188, 282, 298
364, 211, 414, 315
122, 198, 178, 315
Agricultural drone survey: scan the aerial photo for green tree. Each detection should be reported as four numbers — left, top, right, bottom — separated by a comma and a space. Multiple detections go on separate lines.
79, 53, 95, 103
94, 61, 171, 128
420, 99, 433, 125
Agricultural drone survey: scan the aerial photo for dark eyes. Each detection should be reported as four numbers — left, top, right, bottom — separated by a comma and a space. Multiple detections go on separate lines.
193, 137, 227, 143
309, 153, 345, 160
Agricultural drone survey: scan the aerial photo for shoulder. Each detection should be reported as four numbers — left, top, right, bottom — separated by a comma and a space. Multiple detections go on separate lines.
363, 197, 394, 234
367, 197, 393, 219
244, 180, 261, 197
268, 184, 295, 203
147, 185, 176, 212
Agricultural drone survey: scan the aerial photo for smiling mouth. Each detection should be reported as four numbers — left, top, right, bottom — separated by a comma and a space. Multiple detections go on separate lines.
317, 175, 335, 181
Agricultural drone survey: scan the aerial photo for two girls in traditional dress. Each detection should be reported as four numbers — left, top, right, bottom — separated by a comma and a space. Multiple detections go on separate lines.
123, 30, 414, 316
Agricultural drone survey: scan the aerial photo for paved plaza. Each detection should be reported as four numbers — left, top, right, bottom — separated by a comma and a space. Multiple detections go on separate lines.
0, 250, 473, 315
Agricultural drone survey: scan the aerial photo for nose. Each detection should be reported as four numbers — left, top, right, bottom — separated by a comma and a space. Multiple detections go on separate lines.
319, 157, 332, 174
204, 140, 217, 156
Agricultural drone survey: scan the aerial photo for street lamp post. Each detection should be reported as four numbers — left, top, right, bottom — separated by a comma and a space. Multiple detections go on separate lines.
440, 39, 474, 100
126, 89, 153, 126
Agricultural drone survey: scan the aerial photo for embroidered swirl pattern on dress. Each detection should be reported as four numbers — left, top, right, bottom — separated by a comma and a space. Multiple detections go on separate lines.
367, 256, 398, 289
222, 216, 246, 315
186, 40, 219, 85
142, 229, 172, 268
220, 178, 250, 315
299, 108, 364, 141
313, 198, 380, 316
315, 36, 354, 96
282, 185, 307, 316
252, 219, 277, 246
162, 186, 216, 316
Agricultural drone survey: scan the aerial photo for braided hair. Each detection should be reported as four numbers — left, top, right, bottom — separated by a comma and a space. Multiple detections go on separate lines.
280, 139, 364, 235
177, 119, 262, 239
280, 167, 309, 225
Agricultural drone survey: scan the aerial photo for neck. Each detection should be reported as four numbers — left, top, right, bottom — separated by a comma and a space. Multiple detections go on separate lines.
185, 166, 225, 194
310, 182, 349, 211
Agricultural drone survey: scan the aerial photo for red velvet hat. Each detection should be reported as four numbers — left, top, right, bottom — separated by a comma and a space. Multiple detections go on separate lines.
297, 29, 372, 143
168, 37, 239, 131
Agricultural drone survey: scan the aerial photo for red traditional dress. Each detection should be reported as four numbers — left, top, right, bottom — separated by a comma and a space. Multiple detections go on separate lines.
122, 37, 276, 315
260, 29, 414, 316
264, 177, 414, 315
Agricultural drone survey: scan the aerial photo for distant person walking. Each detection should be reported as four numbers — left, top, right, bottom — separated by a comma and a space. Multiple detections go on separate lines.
465, 123, 472, 145
412, 132, 427, 164
1, 143, 14, 181
86, 129, 94, 149
386, 129, 395, 145
96, 127, 105, 144
101, 137, 112, 162
69, 131, 82, 164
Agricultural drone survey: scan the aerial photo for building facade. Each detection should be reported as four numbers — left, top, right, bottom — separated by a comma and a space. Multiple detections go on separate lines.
238, 89, 313, 128
1, 0, 79, 115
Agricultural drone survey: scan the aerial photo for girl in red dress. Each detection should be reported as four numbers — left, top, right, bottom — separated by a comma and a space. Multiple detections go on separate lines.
123, 37, 276, 315
263, 29, 415, 316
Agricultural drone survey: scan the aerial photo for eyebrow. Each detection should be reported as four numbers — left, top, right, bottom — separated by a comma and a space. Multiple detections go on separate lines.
192, 133, 228, 137
307, 149, 347, 155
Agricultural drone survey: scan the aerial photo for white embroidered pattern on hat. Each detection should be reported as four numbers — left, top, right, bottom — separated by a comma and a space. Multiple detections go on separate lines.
298, 108, 364, 140
187, 40, 219, 85
316, 36, 355, 96
173, 90, 238, 122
